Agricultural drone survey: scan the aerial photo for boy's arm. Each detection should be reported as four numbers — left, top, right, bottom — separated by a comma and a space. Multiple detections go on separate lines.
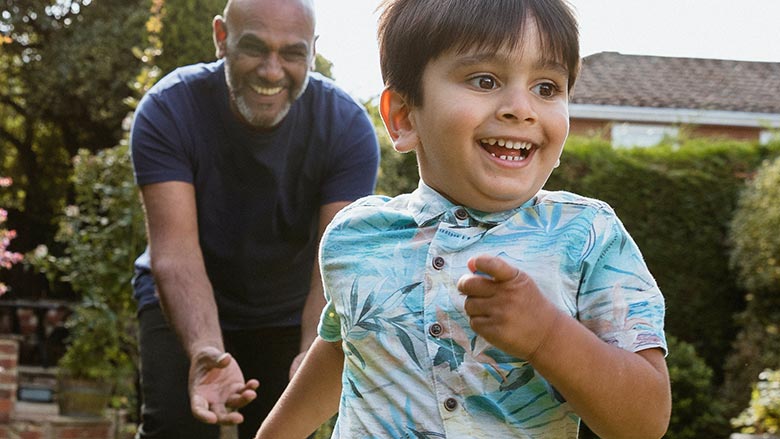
458, 255, 671, 439
255, 336, 344, 439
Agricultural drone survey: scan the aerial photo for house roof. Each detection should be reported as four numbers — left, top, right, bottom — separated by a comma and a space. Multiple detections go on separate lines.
570, 52, 780, 115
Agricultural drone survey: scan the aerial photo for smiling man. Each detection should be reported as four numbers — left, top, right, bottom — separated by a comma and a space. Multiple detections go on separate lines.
128, 0, 380, 438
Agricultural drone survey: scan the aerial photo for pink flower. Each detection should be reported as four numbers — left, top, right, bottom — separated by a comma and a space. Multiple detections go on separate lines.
0, 176, 22, 295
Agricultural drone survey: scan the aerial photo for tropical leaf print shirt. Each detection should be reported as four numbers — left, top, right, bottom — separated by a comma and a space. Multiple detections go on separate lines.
318, 182, 667, 438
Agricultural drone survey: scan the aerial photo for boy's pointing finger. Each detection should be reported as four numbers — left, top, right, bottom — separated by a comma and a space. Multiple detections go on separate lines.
466, 255, 521, 282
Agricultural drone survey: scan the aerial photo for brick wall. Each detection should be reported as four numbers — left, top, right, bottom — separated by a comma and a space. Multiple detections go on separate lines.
0, 336, 114, 439
0, 337, 19, 424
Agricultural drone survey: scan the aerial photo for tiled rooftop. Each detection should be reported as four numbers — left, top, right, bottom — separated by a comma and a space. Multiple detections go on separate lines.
571, 52, 780, 114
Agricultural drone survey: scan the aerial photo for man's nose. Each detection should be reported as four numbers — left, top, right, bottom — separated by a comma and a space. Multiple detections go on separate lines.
256, 52, 285, 83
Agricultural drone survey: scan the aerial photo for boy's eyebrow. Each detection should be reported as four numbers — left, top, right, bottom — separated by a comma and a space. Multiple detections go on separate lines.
454, 51, 569, 78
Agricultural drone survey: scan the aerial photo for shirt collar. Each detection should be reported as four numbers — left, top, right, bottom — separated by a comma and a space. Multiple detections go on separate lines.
407, 181, 538, 227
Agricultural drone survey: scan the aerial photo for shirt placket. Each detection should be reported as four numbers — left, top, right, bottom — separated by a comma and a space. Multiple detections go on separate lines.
423, 207, 488, 435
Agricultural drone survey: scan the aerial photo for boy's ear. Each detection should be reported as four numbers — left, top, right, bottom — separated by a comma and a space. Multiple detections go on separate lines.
379, 88, 419, 153
213, 15, 227, 59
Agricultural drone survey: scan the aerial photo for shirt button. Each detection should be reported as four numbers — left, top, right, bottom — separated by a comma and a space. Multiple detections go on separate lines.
429, 322, 443, 337
454, 208, 469, 220
444, 397, 458, 411
432, 256, 445, 270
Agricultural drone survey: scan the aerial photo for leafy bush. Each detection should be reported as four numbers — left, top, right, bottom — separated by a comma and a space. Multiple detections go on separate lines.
666, 336, 729, 439
732, 369, 780, 435
723, 156, 780, 416
729, 155, 780, 292
29, 144, 145, 408
547, 137, 779, 377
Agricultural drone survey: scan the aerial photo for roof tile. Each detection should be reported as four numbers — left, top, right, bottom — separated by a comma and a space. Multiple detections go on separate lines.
570, 52, 780, 114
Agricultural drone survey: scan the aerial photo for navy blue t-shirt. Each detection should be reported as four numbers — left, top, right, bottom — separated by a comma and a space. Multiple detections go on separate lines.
130, 61, 379, 330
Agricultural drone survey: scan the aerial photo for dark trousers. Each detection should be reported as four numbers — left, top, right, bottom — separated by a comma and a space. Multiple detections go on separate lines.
135, 304, 301, 439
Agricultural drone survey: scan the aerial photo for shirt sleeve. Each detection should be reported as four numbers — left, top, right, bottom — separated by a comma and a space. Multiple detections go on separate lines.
577, 209, 668, 355
129, 91, 194, 186
319, 104, 380, 205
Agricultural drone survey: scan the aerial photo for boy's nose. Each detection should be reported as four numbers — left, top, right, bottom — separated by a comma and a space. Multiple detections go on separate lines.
496, 89, 537, 123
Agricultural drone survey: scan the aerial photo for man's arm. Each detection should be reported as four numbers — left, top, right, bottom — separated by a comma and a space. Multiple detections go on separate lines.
140, 181, 258, 424
290, 200, 351, 378
256, 337, 344, 439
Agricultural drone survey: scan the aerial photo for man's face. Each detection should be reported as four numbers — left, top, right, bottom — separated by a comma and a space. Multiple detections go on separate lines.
217, 0, 315, 129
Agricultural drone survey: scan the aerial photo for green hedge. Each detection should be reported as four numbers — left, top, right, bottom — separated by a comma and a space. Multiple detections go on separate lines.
546, 136, 779, 377
722, 155, 780, 416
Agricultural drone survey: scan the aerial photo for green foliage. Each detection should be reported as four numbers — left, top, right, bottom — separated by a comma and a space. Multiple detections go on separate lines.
732, 370, 780, 435
722, 156, 780, 417
666, 336, 730, 439
315, 54, 335, 79
729, 156, 780, 292
28, 144, 145, 406
546, 136, 780, 377
155, 0, 224, 76
0, 0, 147, 282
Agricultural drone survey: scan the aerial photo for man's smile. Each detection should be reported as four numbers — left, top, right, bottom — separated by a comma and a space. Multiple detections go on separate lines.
250, 84, 285, 96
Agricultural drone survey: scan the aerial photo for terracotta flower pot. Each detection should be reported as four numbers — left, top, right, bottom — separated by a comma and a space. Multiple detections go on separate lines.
57, 377, 113, 418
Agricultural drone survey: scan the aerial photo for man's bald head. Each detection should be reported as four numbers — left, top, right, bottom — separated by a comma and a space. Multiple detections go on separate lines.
213, 0, 317, 128
223, 0, 316, 31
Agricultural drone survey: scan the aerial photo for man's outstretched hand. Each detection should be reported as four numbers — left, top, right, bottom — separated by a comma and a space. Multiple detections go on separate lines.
189, 347, 260, 425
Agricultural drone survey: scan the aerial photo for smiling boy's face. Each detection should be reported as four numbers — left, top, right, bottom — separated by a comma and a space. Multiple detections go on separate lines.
381, 20, 570, 213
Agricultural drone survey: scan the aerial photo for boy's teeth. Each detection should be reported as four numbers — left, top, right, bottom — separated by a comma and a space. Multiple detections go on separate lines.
491, 153, 527, 162
481, 139, 532, 150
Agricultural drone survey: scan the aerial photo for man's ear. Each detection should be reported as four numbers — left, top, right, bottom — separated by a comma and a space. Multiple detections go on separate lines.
213, 15, 228, 59
309, 35, 319, 71
379, 88, 419, 153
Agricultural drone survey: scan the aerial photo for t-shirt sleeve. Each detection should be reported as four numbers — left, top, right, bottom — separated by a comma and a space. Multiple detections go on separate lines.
318, 298, 342, 342
130, 92, 194, 186
577, 209, 667, 355
319, 104, 380, 205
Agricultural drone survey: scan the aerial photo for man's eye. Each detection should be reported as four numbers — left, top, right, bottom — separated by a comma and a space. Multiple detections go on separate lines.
240, 45, 267, 57
282, 50, 308, 62
533, 82, 559, 98
469, 75, 498, 90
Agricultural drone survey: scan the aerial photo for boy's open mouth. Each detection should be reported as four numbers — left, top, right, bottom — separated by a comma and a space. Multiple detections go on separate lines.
478, 138, 533, 162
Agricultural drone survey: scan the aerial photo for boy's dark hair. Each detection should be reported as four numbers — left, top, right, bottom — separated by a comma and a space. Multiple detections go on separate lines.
377, 0, 580, 107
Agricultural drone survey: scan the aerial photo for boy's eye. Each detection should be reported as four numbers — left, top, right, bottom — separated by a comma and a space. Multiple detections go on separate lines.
533, 82, 560, 98
468, 75, 499, 90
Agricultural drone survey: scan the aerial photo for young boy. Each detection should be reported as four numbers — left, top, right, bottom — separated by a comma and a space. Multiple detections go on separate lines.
256, 0, 671, 437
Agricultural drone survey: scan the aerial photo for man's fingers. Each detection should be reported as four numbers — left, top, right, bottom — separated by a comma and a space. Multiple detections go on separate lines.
225, 386, 258, 409
216, 352, 230, 365
191, 394, 219, 424
192, 394, 247, 425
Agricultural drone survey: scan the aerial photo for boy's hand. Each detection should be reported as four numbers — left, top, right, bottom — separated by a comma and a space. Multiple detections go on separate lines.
457, 255, 563, 360
189, 347, 260, 425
